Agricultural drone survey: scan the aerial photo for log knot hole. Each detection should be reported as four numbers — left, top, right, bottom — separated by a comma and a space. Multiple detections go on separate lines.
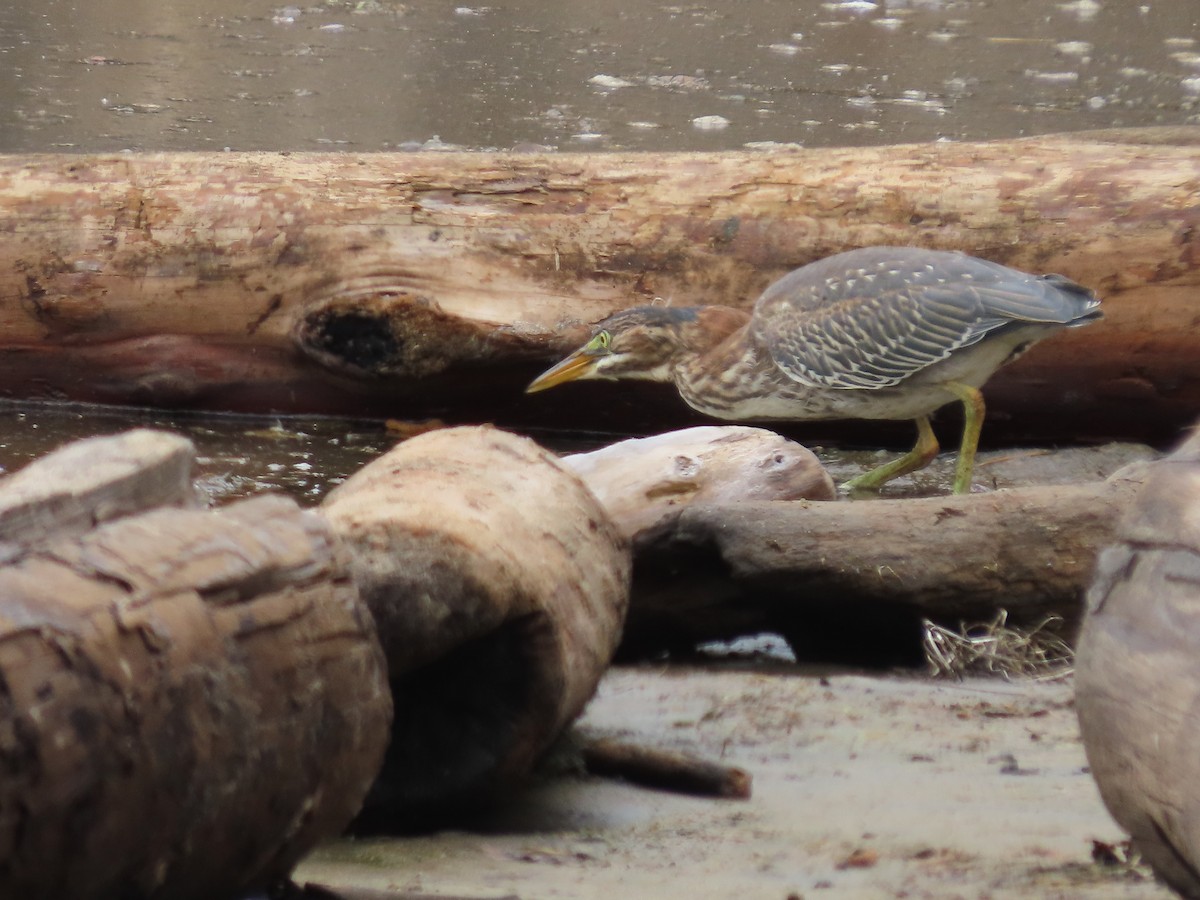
292, 279, 549, 380
294, 285, 461, 378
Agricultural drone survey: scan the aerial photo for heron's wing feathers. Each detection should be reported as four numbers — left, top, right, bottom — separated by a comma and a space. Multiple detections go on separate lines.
752, 255, 1099, 390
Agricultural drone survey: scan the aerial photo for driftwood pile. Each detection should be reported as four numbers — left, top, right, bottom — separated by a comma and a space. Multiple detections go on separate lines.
0, 417, 1190, 898
0, 426, 630, 897
2, 128, 1198, 896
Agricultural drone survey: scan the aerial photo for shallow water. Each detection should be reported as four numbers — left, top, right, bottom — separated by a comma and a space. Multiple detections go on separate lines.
0, 401, 389, 504
1, 0, 1196, 154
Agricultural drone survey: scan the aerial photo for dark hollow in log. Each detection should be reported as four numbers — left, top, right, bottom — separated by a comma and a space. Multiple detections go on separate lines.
321, 426, 630, 830
0, 130, 1198, 443
0, 432, 392, 900
623, 464, 1149, 665
1076, 429, 1200, 899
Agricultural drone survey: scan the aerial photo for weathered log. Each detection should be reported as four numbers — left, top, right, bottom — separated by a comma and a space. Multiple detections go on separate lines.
1, 130, 1198, 441
0, 427, 198, 552
321, 426, 629, 828
581, 737, 752, 800
0, 432, 392, 900
624, 459, 1151, 663
1076, 430, 1200, 898
561, 426, 835, 542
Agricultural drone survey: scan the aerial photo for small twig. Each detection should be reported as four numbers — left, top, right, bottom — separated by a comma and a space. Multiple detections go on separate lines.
582, 737, 752, 799
282, 882, 520, 900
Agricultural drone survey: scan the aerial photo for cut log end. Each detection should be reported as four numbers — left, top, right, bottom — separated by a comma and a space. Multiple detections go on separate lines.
322, 425, 630, 830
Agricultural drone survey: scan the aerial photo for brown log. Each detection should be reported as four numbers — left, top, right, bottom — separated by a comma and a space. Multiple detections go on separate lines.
0, 130, 1198, 441
291, 885, 519, 900
0, 433, 392, 900
320, 426, 629, 828
581, 737, 752, 800
561, 426, 836, 543
624, 460, 1151, 663
1076, 430, 1200, 898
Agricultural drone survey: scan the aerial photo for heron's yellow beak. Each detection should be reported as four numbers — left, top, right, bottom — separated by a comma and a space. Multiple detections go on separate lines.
526, 348, 600, 393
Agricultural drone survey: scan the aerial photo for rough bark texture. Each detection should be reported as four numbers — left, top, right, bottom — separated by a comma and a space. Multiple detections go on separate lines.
0, 428, 199, 549
0, 129, 1198, 440
1076, 430, 1200, 899
0, 432, 392, 900
321, 426, 629, 828
624, 464, 1149, 663
561, 426, 836, 543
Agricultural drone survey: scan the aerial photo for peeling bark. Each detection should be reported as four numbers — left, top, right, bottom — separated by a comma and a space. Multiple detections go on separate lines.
0, 433, 391, 900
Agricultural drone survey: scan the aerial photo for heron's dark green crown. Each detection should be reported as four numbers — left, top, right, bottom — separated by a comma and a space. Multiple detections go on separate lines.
590, 305, 750, 373
592, 305, 699, 337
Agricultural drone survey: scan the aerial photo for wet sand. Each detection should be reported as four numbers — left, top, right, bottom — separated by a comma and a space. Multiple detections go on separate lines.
298, 665, 1169, 899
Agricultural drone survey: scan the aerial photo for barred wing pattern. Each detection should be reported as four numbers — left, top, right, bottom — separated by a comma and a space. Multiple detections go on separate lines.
752, 248, 1100, 390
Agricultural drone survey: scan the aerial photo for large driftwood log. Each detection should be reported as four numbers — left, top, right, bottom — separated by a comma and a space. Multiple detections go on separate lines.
1076, 431, 1200, 898
0, 431, 392, 900
321, 426, 629, 828
622, 462, 1150, 662
1, 130, 1198, 440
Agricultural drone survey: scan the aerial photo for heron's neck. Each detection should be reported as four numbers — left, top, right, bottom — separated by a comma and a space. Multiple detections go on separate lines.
666, 308, 758, 415
666, 306, 750, 364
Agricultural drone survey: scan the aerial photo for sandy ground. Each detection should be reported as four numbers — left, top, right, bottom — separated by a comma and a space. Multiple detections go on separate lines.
297, 663, 1170, 900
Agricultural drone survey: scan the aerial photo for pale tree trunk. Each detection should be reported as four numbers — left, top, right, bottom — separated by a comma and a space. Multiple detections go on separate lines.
0, 129, 1196, 438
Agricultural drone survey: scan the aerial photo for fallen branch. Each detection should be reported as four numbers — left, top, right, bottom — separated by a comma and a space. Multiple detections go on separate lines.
562, 426, 835, 542
625, 462, 1151, 661
581, 738, 752, 800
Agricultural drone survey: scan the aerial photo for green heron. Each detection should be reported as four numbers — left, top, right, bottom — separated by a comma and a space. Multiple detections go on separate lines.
527, 246, 1102, 494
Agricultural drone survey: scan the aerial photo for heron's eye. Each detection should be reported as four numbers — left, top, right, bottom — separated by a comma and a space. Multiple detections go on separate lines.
586, 331, 612, 352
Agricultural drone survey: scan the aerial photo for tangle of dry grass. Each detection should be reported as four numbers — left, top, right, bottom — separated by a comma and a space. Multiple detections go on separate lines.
922, 610, 1074, 681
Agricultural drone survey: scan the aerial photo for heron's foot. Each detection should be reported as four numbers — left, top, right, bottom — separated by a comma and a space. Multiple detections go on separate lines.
841, 416, 940, 496
839, 458, 915, 495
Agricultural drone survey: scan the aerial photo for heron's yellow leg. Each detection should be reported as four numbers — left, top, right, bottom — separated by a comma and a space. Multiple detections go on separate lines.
943, 381, 986, 495
842, 415, 939, 494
